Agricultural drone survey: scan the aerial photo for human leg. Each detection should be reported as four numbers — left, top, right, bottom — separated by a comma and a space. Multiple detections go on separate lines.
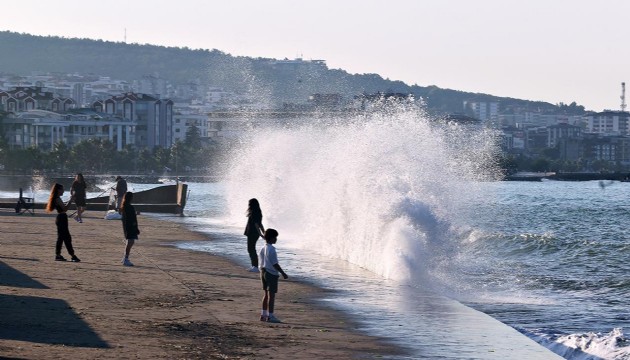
55, 213, 73, 260
116, 195, 123, 213
59, 216, 74, 255
260, 270, 270, 320
247, 235, 259, 267
262, 290, 269, 311
268, 292, 276, 314
77, 206, 84, 222
125, 238, 135, 258
122, 239, 135, 266
54, 236, 66, 260
264, 272, 280, 322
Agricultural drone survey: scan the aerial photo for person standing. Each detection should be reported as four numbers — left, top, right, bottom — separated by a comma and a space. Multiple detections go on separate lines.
70, 173, 87, 223
244, 198, 265, 272
46, 183, 80, 262
120, 192, 139, 266
114, 176, 127, 213
258, 228, 288, 323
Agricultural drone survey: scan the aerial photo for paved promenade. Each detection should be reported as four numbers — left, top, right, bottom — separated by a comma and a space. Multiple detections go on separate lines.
0, 209, 397, 359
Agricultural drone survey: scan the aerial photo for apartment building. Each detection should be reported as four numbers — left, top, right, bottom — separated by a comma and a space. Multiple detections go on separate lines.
94, 92, 174, 149
2, 109, 136, 151
172, 113, 208, 143
0, 87, 75, 112
464, 101, 498, 123
584, 111, 630, 136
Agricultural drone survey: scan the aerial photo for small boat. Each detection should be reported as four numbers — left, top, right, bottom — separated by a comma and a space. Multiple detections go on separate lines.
0, 183, 188, 215
86, 183, 188, 215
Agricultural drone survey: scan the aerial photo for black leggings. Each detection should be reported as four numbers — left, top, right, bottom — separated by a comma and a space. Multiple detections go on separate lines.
55, 213, 75, 256
247, 235, 259, 267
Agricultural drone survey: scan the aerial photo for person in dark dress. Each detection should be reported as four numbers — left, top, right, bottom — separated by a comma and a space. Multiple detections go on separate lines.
70, 173, 87, 223
121, 192, 140, 266
244, 198, 265, 272
46, 183, 80, 262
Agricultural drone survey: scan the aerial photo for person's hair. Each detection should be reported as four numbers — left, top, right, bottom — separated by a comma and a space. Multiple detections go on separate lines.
121, 191, 134, 211
46, 183, 63, 212
247, 198, 262, 217
264, 228, 278, 242
75, 173, 85, 186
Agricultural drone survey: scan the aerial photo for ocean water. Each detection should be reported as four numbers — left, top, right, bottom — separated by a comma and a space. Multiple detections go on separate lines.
7, 108, 629, 359
170, 108, 627, 359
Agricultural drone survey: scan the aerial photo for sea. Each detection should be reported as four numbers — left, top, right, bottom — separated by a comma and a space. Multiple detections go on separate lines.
7, 108, 629, 359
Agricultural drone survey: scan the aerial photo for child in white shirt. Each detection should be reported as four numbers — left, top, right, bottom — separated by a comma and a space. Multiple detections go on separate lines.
258, 228, 288, 323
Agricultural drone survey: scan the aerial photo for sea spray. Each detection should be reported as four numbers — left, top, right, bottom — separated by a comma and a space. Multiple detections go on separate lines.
224, 107, 501, 284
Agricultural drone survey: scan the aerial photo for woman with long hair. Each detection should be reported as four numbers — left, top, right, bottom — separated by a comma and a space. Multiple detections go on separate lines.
70, 173, 87, 223
120, 191, 139, 266
46, 183, 80, 262
244, 198, 265, 272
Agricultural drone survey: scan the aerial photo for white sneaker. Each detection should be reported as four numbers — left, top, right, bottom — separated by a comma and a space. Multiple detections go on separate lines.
123, 258, 134, 266
248, 266, 259, 273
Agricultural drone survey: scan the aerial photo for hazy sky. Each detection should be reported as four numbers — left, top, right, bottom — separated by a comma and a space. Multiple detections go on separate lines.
3, 0, 630, 111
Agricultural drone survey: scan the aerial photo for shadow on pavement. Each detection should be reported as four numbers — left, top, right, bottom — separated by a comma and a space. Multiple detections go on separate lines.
0, 261, 48, 289
0, 293, 109, 348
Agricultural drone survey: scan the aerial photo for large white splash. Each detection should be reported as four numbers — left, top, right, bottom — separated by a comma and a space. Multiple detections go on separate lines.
224, 108, 500, 284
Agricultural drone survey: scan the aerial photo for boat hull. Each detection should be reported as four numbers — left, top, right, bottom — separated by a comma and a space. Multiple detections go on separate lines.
2, 183, 188, 215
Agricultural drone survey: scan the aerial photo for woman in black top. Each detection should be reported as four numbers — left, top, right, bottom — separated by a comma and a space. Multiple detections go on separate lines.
46, 183, 80, 262
70, 173, 87, 223
244, 198, 265, 272
121, 192, 139, 266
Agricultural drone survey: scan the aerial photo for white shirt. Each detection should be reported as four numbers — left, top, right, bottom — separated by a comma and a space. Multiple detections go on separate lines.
259, 243, 279, 276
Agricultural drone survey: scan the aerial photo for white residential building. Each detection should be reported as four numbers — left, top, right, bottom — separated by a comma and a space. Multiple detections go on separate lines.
2, 110, 136, 151
585, 111, 630, 136
172, 114, 208, 142
465, 101, 499, 122
498, 113, 586, 128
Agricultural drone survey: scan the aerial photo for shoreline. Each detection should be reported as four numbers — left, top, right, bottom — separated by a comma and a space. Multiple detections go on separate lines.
0, 209, 403, 359
158, 215, 564, 360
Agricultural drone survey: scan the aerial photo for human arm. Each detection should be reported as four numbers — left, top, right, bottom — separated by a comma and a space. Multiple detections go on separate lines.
273, 263, 288, 279
255, 213, 265, 236
56, 196, 73, 212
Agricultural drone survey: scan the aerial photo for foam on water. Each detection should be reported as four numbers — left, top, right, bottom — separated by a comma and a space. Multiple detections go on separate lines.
532, 328, 630, 360
223, 107, 500, 285
216, 107, 630, 359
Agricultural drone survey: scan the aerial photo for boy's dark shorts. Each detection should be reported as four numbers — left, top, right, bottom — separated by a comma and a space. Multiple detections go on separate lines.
261, 269, 279, 293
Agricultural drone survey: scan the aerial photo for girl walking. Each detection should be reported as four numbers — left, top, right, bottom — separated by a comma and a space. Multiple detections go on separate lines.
121, 192, 139, 266
244, 198, 265, 272
46, 183, 80, 262
70, 173, 87, 223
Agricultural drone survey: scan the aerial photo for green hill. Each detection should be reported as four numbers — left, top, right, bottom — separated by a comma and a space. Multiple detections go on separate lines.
0, 31, 577, 115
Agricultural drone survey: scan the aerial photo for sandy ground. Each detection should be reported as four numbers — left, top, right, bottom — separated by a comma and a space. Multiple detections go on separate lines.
0, 209, 401, 359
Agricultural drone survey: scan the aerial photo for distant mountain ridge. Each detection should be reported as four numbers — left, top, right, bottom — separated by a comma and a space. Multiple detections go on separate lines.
0, 31, 575, 115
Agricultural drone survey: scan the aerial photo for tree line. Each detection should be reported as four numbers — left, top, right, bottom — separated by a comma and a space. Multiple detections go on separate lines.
0, 125, 221, 176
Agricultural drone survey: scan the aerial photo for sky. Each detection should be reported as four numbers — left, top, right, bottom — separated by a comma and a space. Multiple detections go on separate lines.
2, 0, 630, 111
